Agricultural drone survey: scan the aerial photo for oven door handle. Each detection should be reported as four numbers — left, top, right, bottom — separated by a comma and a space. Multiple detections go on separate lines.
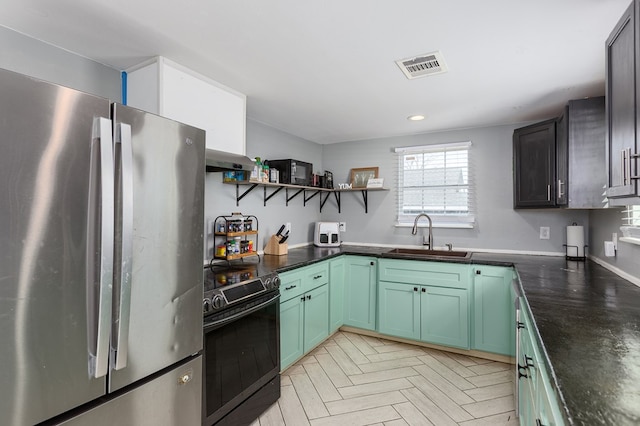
204, 293, 280, 331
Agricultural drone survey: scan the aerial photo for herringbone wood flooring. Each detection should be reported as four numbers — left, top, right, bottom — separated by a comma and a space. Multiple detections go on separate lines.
252, 331, 517, 426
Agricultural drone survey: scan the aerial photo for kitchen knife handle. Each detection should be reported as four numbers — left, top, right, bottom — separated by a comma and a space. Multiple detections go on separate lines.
89, 117, 115, 379
112, 122, 134, 371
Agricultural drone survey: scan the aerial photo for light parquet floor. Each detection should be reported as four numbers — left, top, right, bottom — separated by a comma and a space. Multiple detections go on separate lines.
252, 331, 518, 426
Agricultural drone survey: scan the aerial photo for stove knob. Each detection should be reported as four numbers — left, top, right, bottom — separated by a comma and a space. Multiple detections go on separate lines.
211, 294, 224, 309
272, 275, 281, 289
203, 298, 212, 313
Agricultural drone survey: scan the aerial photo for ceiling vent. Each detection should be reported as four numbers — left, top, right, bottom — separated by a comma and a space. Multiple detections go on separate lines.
396, 51, 448, 79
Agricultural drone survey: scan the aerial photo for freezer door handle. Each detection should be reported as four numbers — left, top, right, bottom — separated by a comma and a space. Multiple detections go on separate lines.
112, 122, 134, 370
88, 117, 115, 379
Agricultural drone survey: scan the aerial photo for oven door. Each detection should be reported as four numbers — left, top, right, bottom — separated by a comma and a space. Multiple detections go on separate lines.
203, 291, 280, 426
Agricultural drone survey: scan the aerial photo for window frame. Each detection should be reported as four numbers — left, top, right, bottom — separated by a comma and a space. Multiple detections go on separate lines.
394, 141, 475, 229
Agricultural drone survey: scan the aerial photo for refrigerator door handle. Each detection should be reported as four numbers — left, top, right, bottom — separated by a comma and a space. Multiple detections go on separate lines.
112, 122, 134, 370
89, 117, 115, 379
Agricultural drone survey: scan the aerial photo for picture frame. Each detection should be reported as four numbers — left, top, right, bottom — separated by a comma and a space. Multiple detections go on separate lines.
350, 167, 379, 188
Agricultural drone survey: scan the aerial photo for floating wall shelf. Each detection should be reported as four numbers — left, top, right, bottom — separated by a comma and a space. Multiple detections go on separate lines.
223, 181, 389, 213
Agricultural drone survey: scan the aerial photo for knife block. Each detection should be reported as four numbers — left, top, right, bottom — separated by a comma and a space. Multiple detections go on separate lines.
264, 234, 288, 255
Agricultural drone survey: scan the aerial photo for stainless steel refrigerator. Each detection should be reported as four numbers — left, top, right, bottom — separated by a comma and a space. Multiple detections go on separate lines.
0, 68, 205, 425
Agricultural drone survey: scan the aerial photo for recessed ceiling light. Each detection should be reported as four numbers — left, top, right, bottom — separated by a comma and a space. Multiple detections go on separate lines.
407, 115, 425, 121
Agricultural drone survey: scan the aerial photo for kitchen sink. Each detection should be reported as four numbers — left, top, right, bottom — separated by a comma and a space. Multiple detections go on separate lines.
384, 248, 472, 259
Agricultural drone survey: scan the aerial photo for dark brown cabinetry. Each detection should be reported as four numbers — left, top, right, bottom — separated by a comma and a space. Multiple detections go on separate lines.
513, 119, 557, 208
606, 0, 640, 204
514, 97, 605, 209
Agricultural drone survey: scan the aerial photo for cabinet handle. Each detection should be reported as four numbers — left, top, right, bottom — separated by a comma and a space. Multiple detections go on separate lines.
525, 355, 534, 368
517, 321, 525, 330
307, 295, 311, 300
547, 184, 551, 201
285, 285, 297, 290
476, 270, 481, 275
313, 275, 322, 279
557, 179, 564, 199
518, 364, 529, 379
622, 149, 627, 186
370, 261, 375, 266
421, 288, 426, 293
301, 296, 305, 301
413, 287, 418, 292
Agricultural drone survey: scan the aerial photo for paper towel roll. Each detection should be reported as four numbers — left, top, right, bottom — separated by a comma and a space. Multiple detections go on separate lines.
566, 225, 585, 257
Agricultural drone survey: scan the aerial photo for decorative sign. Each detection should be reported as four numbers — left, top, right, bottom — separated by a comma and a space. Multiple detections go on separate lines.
338, 183, 353, 189
366, 178, 384, 188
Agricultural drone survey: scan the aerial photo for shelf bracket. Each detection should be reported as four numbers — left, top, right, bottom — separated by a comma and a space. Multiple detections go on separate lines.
263, 185, 284, 206
236, 183, 259, 206
285, 187, 304, 206
304, 189, 320, 206
361, 190, 369, 213
320, 191, 332, 212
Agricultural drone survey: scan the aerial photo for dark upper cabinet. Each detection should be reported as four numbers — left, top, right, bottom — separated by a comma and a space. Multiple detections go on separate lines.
560, 97, 606, 208
514, 97, 605, 209
606, 0, 640, 203
513, 119, 557, 208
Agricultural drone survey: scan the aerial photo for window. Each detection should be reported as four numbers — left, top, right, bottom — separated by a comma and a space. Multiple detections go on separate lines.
621, 205, 640, 241
395, 141, 474, 228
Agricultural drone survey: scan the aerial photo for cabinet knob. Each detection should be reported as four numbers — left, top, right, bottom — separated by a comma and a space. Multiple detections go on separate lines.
370, 261, 375, 266
413, 287, 418, 292
476, 270, 481, 275
421, 288, 426, 293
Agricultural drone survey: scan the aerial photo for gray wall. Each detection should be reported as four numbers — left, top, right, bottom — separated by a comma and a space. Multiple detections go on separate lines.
0, 26, 121, 100
589, 208, 640, 279
321, 123, 589, 253
203, 119, 323, 259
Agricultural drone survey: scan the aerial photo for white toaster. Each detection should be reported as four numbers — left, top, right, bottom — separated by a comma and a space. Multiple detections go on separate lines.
314, 222, 341, 247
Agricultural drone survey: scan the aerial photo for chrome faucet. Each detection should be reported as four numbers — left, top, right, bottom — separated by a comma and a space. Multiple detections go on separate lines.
412, 213, 433, 250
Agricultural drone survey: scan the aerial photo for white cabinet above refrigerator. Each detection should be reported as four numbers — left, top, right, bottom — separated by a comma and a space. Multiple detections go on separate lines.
126, 56, 247, 156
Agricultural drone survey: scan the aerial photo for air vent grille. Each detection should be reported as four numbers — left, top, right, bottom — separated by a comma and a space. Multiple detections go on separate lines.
396, 51, 448, 79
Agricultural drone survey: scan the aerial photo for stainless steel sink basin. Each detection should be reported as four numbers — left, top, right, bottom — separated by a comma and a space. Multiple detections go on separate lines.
385, 248, 472, 259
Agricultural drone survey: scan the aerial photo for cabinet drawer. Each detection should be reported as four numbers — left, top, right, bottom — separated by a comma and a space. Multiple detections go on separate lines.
379, 259, 471, 289
302, 262, 329, 291
279, 269, 305, 302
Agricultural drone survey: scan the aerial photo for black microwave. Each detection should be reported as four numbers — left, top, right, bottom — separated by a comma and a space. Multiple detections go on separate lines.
265, 159, 313, 186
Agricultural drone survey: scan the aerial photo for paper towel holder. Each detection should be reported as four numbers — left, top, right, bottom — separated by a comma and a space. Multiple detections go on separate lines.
563, 243, 588, 261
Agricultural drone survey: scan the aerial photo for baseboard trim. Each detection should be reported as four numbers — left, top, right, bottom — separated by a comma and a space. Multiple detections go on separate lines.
339, 326, 515, 365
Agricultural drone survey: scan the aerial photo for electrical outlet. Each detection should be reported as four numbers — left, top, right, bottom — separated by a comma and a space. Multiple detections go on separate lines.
339, 222, 346, 232
540, 226, 550, 240
612, 232, 618, 250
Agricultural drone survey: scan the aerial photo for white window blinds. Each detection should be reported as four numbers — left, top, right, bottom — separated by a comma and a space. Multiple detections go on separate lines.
621, 205, 640, 240
395, 141, 475, 228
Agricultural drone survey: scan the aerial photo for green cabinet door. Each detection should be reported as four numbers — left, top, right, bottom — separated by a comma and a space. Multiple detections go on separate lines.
280, 295, 304, 370
303, 284, 329, 351
420, 286, 469, 349
378, 281, 420, 340
344, 256, 377, 331
329, 257, 345, 332
472, 265, 515, 356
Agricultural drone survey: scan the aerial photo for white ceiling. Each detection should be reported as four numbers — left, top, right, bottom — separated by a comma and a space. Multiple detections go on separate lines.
0, 0, 630, 144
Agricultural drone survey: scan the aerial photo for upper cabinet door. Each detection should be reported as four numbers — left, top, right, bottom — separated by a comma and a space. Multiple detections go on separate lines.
606, 1, 639, 200
513, 119, 557, 208
126, 57, 247, 156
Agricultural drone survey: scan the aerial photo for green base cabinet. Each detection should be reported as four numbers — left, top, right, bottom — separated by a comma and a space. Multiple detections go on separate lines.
377, 259, 471, 349
279, 261, 330, 371
518, 299, 565, 426
344, 256, 377, 331
329, 257, 345, 332
378, 281, 420, 340
303, 284, 330, 351
280, 295, 304, 370
420, 285, 468, 348
472, 265, 515, 356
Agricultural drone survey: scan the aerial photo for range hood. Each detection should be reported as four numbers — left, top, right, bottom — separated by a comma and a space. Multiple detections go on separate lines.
205, 148, 255, 172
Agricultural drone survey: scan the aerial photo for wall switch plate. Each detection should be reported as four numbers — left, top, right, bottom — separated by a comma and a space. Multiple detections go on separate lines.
612, 232, 618, 250
540, 226, 550, 240
339, 222, 346, 232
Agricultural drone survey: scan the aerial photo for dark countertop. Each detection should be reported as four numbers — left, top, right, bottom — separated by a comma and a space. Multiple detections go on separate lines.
211, 245, 640, 425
